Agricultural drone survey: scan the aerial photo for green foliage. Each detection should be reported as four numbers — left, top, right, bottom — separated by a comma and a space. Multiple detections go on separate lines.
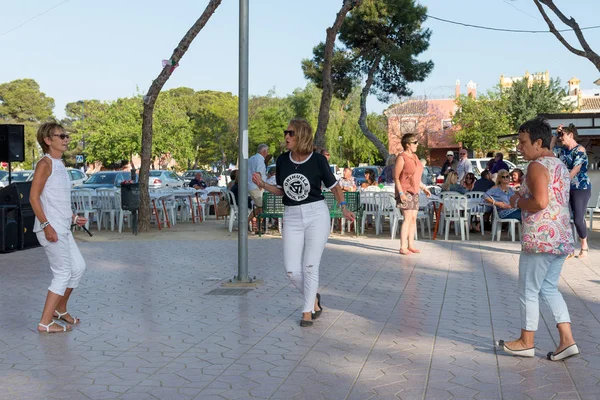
339, 0, 434, 102
503, 77, 573, 130
452, 93, 512, 155
191, 90, 239, 169
301, 43, 359, 100
0, 79, 55, 168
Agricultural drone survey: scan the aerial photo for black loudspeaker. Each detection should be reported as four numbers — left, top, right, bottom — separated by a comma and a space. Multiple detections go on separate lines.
0, 182, 32, 209
0, 124, 25, 162
0, 205, 18, 253
18, 208, 39, 249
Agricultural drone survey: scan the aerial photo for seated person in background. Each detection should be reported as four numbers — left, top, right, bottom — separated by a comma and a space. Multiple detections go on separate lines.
441, 151, 458, 176
339, 167, 357, 192
229, 174, 252, 209
227, 170, 237, 190
441, 170, 467, 194
462, 172, 476, 191
472, 169, 495, 192
190, 172, 207, 190
266, 168, 277, 185
360, 168, 378, 189
482, 169, 520, 220
490, 152, 509, 174
509, 168, 524, 190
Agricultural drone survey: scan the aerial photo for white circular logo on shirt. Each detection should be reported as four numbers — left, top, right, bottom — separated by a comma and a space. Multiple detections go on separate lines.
283, 173, 310, 201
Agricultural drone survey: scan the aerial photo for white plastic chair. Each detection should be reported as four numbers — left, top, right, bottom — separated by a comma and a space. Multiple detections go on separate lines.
491, 205, 521, 242
360, 191, 380, 235
417, 193, 432, 239
466, 191, 486, 236
225, 190, 251, 233
112, 193, 132, 233
71, 189, 96, 230
441, 193, 470, 241
586, 192, 600, 231
377, 192, 401, 239
96, 188, 117, 231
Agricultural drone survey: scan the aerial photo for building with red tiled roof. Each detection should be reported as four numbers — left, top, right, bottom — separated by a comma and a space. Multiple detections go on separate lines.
385, 80, 476, 167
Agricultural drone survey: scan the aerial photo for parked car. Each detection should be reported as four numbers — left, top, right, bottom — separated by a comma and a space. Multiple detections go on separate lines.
470, 158, 517, 175
0, 170, 34, 187
182, 170, 219, 187
80, 171, 134, 189
0, 170, 8, 187
148, 170, 185, 189
66, 168, 88, 187
352, 166, 382, 187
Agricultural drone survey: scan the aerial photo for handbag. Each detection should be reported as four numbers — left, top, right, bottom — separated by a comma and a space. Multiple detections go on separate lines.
217, 196, 230, 215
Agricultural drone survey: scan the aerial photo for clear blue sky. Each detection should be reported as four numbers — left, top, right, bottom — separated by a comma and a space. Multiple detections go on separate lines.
1, 0, 599, 120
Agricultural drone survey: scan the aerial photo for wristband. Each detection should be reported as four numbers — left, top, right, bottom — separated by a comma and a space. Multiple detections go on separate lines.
398, 191, 404, 196
72, 214, 78, 224
40, 221, 50, 229
339, 201, 347, 207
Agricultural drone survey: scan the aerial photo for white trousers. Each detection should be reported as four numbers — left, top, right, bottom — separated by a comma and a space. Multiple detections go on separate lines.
36, 231, 86, 296
282, 200, 330, 313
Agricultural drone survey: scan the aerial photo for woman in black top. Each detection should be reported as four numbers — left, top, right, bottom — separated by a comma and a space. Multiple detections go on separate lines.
252, 118, 355, 327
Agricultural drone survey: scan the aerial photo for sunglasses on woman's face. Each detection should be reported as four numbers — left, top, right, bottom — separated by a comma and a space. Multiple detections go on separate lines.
501, 175, 510, 179
283, 130, 295, 137
53, 133, 70, 140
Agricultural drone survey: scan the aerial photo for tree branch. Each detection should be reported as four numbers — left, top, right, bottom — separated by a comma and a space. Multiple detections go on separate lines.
358, 56, 389, 159
138, 0, 222, 232
314, 0, 361, 149
533, 0, 600, 72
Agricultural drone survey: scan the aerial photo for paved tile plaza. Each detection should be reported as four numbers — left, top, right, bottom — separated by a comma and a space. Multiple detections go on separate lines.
1, 224, 600, 399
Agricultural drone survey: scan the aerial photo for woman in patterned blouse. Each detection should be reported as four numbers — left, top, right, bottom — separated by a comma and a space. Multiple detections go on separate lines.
496, 118, 578, 361
555, 124, 591, 258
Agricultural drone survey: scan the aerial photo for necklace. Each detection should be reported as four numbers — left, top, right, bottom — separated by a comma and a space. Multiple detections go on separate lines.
290, 152, 309, 169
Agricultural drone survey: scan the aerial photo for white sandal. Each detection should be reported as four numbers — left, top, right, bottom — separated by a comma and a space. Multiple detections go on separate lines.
38, 321, 70, 333
54, 310, 80, 325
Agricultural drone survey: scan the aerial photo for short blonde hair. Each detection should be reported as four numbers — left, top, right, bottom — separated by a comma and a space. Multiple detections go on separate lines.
288, 118, 314, 155
386, 154, 397, 166
442, 170, 458, 190
495, 169, 509, 185
37, 121, 65, 154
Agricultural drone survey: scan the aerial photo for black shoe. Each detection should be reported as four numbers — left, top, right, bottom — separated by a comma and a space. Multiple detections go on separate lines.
300, 319, 313, 327
312, 293, 323, 320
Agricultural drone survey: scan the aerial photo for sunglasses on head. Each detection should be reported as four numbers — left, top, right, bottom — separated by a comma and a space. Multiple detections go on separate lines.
283, 130, 295, 137
53, 133, 70, 140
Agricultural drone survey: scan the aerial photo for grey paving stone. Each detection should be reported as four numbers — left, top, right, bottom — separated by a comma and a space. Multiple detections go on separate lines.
1, 226, 599, 399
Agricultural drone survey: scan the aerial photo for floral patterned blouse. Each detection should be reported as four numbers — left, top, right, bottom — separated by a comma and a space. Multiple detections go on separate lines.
520, 156, 574, 255
556, 145, 591, 190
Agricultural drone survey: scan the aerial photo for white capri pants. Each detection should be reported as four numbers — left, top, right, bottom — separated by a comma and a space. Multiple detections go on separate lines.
36, 231, 86, 296
282, 200, 330, 313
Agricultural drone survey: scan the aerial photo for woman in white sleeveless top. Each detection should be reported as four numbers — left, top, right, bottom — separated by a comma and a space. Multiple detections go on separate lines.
30, 122, 88, 333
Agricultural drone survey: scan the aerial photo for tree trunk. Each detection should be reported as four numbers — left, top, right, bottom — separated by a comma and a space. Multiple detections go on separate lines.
358, 57, 389, 160
138, 0, 222, 232
533, 0, 600, 72
314, 0, 361, 149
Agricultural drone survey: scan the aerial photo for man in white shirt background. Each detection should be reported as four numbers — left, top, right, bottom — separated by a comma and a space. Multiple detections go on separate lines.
247, 144, 269, 228
457, 148, 473, 184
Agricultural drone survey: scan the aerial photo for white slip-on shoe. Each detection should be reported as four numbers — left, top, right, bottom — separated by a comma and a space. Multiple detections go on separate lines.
547, 343, 580, 361
497, 340, 535, 358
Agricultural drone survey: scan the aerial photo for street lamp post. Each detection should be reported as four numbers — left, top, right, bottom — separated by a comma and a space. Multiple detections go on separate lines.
338, 135, 342, 162
77, 100, 85, 172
